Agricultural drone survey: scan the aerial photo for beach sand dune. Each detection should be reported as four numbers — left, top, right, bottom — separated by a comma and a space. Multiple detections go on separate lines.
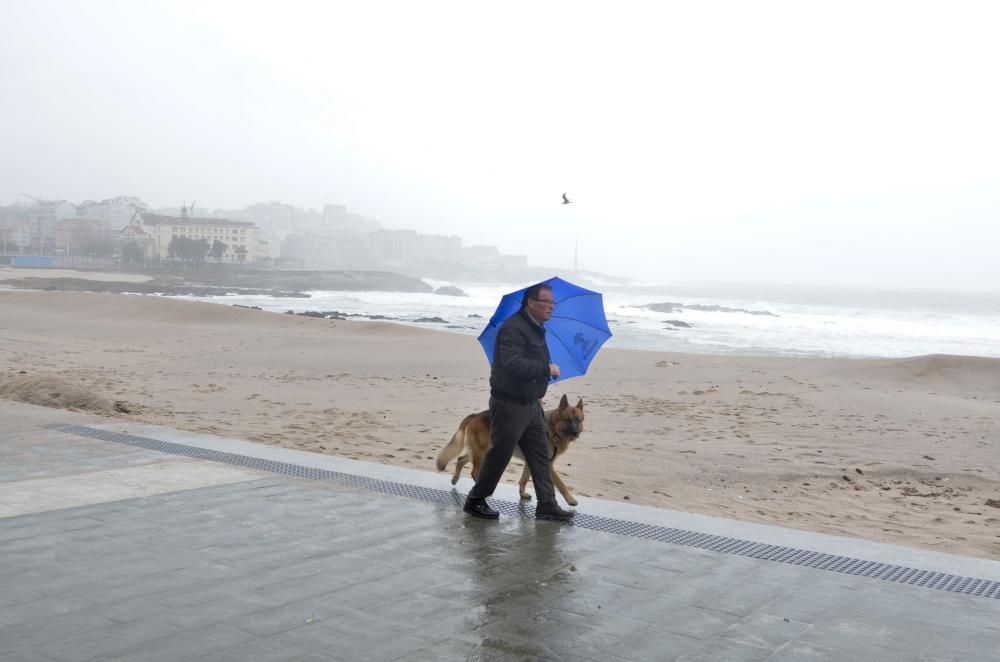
0, 373, 118, 413
1, 289, 998, 559
855, 353, 1000, 384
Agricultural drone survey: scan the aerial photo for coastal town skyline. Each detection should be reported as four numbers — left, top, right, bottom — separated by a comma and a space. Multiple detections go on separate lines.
0, 193, 552, 279
2, 2, 998, 291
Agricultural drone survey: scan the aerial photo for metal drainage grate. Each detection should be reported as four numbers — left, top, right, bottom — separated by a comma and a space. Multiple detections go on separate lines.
47, 423, 1000, 600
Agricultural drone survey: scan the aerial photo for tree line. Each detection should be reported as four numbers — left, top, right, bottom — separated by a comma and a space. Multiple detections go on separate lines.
165, 236, 246, 263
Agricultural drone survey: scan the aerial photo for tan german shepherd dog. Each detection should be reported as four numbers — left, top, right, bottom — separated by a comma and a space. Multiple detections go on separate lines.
436, 394, 585, 506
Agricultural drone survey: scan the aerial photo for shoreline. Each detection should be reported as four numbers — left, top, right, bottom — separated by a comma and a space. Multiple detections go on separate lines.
5, 265, 1000, 362
1, 287, 998, 560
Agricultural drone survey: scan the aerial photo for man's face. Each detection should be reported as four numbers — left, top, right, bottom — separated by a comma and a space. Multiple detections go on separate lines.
527, 289, 555, 322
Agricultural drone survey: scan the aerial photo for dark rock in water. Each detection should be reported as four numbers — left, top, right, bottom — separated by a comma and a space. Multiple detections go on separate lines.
269, 291, 312, 298
366, 314, 397, 321
233, 304, 263, 311
291, 310, 348, 320
644, 302, 683, 314
414, 316, 448, 323
434, 285, 466, 297
468, 313, 482, 318
664, 319, 693, 328
315, 310, 349, 319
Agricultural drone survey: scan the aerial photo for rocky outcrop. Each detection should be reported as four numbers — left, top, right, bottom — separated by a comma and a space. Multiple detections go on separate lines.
8, 267, 434, 297
285, 310, 354, 320
433, 285, 466, 297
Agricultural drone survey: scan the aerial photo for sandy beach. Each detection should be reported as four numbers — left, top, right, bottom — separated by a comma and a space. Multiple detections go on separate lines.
1, 282, 998, 560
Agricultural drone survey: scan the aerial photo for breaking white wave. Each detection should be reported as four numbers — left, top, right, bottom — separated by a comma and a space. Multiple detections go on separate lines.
178, 280, 1000, 360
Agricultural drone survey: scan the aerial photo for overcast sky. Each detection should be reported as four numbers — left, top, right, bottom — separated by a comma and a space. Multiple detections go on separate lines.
2, 1, 997, 290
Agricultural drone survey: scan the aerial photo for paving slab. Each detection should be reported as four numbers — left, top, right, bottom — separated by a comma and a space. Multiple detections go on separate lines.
1, 399, 999, 662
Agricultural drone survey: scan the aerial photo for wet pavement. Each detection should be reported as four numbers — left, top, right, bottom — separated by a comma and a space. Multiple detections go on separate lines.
1, 400, 999, 661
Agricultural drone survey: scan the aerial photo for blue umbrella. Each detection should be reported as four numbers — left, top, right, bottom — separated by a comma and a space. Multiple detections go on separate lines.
478, 277, 612, 383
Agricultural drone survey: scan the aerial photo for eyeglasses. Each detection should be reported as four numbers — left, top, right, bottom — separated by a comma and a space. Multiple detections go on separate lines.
532, 298, 555, 306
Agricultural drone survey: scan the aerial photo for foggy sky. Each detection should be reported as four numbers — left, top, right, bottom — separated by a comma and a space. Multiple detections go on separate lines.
2, 1, 998, 290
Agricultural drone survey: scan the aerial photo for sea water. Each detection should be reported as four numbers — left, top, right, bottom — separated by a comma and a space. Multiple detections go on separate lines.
178, 280, 1000, 360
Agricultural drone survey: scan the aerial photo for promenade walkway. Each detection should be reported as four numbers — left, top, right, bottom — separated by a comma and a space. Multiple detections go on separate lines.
1, 400, 998, 661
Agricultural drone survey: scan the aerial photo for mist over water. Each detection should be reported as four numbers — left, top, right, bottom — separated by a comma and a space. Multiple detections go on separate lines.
183, 280, 1000, 360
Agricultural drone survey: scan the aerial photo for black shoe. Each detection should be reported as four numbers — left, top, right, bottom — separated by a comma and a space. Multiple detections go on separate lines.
535, 503, 575, 521
463, 498, 499, 520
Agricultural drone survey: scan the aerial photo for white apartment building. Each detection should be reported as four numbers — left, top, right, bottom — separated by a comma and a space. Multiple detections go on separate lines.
78, 196, 149, 237
257, 203, 292, 259
220, 202, 292, 260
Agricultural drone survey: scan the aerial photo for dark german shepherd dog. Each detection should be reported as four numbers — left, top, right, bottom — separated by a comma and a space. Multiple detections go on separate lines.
436, 394, 585, 505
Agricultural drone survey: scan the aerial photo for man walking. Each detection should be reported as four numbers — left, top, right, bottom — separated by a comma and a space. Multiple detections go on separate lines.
463, 282, 576, 522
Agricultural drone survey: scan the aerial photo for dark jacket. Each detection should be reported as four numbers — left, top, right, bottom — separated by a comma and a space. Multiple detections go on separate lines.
490, 308, 551, 404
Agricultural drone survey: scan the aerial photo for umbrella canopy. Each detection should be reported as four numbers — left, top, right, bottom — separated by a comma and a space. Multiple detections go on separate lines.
477, 277, 612, 383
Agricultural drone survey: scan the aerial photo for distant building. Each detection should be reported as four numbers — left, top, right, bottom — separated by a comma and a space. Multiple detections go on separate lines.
316, 204, 382, 237
0, 205, 16, 231
344, 212, 382, 235
230, 202, 293, 259
371, 229, 417, 268
77, 196, 148, 237
268, 203, 293, 236
27, 200, 76, 246
140, 209, 266, 263
10, 221, 32, 253
279, 233, 319, 264
322, 204, 347, 234
461, 244, 502, 268
280, 232, 374, 269
117, 222, 156, 261
54, 218, 103, 255
0, 207, 15, 253
414, 234, 462, 265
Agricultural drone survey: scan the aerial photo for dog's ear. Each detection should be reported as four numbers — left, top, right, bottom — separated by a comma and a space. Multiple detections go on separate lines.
559, 394, 569, 409
576, 398, 584, 409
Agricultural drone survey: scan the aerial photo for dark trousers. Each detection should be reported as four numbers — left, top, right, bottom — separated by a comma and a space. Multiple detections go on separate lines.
467, 397, 557, 505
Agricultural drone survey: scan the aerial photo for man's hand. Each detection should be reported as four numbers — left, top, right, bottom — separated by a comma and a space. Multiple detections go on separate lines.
549, 363, 560, 379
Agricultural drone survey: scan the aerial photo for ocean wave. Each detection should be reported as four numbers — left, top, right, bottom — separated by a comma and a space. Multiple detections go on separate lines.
179, 281, 1000, 360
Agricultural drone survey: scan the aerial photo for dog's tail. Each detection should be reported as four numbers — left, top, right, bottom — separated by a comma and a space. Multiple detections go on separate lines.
436, 417, 471, 471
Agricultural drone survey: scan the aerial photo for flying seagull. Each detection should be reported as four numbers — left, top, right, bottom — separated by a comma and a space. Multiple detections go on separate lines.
561, 193, 571, 205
